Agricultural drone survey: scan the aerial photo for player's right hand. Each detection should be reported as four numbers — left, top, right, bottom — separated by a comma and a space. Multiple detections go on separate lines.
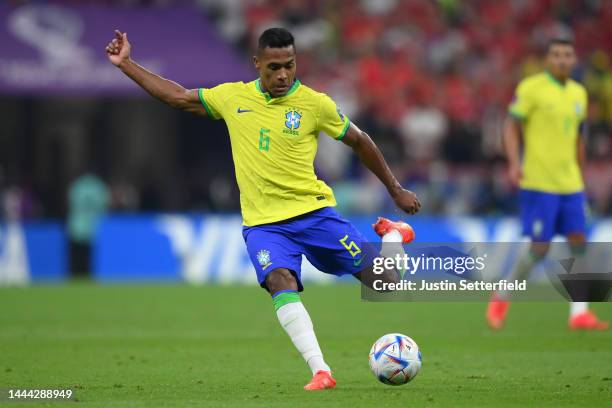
508, 163, 522, 187
105, 30, 131, 67
391, 188, 421, 215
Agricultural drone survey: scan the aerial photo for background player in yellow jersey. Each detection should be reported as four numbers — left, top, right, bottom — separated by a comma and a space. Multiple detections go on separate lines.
106, 28, 419, 389
487, 38, 608, 331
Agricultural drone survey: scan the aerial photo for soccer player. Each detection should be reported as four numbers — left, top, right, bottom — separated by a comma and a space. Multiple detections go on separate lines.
487, 38, 608, 331
106, 28, 420, 389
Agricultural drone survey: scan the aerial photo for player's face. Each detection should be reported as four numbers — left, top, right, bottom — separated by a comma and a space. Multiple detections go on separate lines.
253, 46, 296, 98
546, 44, 576, 80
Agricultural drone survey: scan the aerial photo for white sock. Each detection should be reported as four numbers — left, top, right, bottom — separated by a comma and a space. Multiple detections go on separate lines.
498, 253, 539, 299
381, 230, 406, 276
382, 230, 403, 243
276, 301, 331, 374
570, 302, 588, 317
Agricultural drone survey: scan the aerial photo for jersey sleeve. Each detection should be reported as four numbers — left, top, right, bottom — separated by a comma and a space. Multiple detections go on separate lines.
317, 94, 350, 140
198, 83, 233, 120
508, 80, 535, 120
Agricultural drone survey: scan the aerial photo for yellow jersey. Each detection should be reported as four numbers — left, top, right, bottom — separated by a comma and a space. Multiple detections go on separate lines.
198, 79, 350, 226
509, 71, 588, 194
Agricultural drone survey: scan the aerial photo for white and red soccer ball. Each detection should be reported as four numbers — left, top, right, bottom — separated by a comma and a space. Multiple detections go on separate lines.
369, 333, 422, 385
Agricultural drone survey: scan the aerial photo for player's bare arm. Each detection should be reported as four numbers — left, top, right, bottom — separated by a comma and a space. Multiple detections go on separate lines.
342, 122, 421, 215
577, 123, 587, 174
105, 30, 207, 116
503, 115, 523, 187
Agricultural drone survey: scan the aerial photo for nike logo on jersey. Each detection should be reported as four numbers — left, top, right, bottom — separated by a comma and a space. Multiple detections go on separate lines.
237, 107, 253, 113
353, 258, 364, 267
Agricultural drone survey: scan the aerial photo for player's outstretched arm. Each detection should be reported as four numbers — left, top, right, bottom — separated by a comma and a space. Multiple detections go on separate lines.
503, 115, 523, 186
342, 123, 421, 215
105, 30, 207, 117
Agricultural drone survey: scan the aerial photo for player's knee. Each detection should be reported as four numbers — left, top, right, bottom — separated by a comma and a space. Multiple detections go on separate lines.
265, 268, 298, 294
567, 232, 586, 245
529, 242, 550, 259
568, 233, 586, 256
354, 265, 400, 292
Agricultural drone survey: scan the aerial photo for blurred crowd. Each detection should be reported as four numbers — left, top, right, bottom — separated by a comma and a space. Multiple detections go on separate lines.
2, 0, 612, 219
200, 0, 612, 216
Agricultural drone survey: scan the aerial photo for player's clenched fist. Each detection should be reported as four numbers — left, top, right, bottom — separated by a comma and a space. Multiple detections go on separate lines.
392, 188, 421, 215
105, 30, 131, 67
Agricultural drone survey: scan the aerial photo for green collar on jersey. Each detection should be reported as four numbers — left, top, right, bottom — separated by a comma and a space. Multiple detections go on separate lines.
255, 78, 301, 101
545, 70, 567, 88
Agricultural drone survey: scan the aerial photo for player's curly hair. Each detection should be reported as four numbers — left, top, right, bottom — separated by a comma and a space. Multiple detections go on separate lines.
258, 28, 295, 52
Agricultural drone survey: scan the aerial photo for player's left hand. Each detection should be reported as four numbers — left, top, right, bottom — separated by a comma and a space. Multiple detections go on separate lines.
105, 30, 131, 67
392, 188, 421, 215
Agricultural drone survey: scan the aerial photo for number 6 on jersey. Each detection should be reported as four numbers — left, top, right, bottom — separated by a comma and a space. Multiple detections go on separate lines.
259, 128, 270, 151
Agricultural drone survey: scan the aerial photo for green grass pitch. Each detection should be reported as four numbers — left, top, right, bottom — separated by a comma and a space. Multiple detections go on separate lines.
1, 283, 611, 407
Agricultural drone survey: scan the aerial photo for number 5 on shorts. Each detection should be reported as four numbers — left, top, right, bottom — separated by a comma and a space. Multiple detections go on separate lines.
339, 234, 361, 257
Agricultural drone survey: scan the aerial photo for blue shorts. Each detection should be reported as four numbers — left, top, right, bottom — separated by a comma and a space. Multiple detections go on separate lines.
519, 189, 586, 241
242, 207, 377, 292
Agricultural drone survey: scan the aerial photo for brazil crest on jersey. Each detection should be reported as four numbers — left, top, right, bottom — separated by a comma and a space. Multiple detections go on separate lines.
198, 79, 350, 226
509, 71, 588, 194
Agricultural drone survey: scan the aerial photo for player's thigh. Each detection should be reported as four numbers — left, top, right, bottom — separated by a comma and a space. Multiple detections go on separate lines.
264, 268, 299, 295
300, 208, 377, 277
242, 226, 304, 291
519, 189, 559, 242
558, 191, 587, 237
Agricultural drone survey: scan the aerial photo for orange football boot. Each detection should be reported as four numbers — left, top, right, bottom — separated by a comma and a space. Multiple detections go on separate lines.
569, 311, 609, 330
487, 295, 510, 330
303, 370, 336, 391
373, 217, 415, 243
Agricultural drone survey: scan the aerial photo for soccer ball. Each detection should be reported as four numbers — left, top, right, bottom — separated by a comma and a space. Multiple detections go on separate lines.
369, 333, 422, 385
